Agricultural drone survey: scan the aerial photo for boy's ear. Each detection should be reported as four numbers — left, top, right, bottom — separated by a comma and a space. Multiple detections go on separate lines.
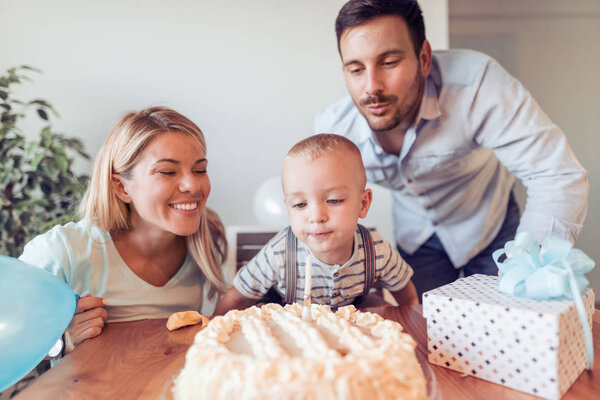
359, 188, 373, 219
112, 174, 131, 203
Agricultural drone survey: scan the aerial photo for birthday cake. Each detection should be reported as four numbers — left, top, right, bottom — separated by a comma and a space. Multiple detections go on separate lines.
172, 303, 427, 400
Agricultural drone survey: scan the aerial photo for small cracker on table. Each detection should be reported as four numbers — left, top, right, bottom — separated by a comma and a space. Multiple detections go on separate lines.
166, 311, 210, 331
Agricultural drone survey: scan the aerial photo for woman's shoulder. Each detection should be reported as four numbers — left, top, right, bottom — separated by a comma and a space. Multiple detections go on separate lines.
21, 220, 108, 260
20, 219, 112, 282
19, 221, 83, 278
43, 219, 107, 240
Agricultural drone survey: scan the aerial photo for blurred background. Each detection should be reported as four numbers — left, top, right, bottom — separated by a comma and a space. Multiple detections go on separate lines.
0, 0, 598, 302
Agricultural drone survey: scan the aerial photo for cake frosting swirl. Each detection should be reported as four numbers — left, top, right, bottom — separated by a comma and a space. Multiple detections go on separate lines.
173, 303, 427, 400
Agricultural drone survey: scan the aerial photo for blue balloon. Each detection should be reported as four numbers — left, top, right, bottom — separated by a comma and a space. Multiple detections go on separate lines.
0, 255, 76, 392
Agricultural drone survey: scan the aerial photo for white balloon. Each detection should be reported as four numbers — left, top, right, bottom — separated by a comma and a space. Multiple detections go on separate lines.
254, 177, 289, 227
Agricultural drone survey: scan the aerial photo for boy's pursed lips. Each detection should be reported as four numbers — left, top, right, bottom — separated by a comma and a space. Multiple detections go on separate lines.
309, 231, 333, 238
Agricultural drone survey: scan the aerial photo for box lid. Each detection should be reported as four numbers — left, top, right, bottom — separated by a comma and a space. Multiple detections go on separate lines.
423, 274, 591, 323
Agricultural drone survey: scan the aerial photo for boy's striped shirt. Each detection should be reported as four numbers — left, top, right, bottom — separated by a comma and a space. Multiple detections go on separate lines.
233, 227, 413, 308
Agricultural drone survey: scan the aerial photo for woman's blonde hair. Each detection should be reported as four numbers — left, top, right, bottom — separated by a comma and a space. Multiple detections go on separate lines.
79, 106, 227, 297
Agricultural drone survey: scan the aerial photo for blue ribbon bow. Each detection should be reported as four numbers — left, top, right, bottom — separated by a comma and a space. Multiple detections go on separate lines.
493, 232, 595, 369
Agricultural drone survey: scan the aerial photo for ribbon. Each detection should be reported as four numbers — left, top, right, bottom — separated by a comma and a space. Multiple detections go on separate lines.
493, 232, 595, 370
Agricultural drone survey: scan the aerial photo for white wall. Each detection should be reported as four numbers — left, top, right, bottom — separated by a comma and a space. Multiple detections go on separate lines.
450, 0, 600, 303
0, 0, 447, 246
0, 0, 347, 226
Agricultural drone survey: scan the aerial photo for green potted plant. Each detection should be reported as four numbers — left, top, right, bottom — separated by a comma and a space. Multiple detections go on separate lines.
0, 66, 90, 257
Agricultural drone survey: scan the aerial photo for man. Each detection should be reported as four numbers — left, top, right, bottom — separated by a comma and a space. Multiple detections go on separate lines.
315, 0, 588, 299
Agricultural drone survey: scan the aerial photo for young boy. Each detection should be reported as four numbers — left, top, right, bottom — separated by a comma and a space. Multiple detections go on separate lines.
214, 134, 417, 315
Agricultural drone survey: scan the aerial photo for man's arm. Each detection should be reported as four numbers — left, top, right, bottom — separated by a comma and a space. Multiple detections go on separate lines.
213, 287, 257, 316
471, 56, 588, 243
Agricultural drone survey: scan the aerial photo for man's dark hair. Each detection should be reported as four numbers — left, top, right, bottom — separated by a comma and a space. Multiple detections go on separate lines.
335, 0, 426, 56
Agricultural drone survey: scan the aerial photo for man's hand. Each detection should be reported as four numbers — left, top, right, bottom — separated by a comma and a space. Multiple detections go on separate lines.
68, 294, 108, 348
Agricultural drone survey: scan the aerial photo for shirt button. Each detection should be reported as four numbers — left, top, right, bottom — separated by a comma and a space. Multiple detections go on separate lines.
406, 178, 412, 184
332, 292, 339, 298
333, 271, 339, 278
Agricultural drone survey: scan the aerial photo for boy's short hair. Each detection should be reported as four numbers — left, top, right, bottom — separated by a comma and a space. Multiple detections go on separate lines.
286, 133, 367, 188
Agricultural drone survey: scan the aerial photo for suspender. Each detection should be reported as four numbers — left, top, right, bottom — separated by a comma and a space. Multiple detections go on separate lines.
284, 227, 298, 305
283, 224, 376, 305
358, 224, 376, 299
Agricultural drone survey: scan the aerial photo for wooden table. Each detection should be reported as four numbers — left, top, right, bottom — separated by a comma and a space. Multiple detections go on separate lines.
15, 306, 599, 400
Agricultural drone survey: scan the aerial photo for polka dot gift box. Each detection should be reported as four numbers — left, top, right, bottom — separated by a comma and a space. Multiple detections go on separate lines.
423, 274, 594, 400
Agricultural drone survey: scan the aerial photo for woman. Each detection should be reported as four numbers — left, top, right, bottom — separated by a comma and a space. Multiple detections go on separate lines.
20, 106, 227, 354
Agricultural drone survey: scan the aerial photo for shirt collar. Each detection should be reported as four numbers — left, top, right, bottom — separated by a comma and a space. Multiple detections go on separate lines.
414, 76, 442, 126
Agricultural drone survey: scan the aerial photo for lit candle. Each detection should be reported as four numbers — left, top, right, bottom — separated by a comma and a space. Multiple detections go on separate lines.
304, 254, 312, 297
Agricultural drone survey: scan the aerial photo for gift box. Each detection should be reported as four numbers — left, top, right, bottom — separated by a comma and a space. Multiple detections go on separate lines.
423, 274, 595, 400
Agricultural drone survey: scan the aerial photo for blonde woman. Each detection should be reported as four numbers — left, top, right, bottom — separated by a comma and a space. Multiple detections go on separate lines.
20, 107, 227, 354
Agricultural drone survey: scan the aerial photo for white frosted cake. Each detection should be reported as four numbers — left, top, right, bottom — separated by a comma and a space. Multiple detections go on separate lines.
172, 303, 427, 400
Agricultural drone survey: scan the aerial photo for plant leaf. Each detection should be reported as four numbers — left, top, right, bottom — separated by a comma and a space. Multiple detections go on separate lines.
0, 65, 89, 257
28, 99, 51, 107
55, 154, 68, 173
37, 108, 48, 120
31, 152, 44, 169
19, 65, 40, 72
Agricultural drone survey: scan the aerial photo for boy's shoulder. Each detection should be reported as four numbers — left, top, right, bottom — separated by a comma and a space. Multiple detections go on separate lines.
357, 227, 401, 265
255, 228, 292, 257
245, 228, 293, 265
268, 228, 290, 247
357, 226, 389, 247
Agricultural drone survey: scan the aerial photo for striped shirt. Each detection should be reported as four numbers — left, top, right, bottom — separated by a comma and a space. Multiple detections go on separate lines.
233, 227, 413, 308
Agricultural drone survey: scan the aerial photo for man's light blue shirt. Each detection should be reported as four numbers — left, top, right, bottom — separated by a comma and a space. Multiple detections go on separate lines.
315, 49, 588, 268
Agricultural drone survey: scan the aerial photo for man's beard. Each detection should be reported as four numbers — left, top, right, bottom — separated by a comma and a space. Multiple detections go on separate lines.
360, 93, 403, 133
358, 71, 424, 133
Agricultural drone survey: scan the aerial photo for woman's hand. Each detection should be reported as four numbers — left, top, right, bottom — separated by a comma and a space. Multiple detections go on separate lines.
68, 294, 108, 348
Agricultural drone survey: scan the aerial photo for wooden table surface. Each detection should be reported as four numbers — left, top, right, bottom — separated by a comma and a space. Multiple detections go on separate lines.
15, 305, 599, 400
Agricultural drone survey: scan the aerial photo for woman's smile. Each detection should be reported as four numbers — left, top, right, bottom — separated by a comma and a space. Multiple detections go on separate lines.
170, 202, 199, 211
